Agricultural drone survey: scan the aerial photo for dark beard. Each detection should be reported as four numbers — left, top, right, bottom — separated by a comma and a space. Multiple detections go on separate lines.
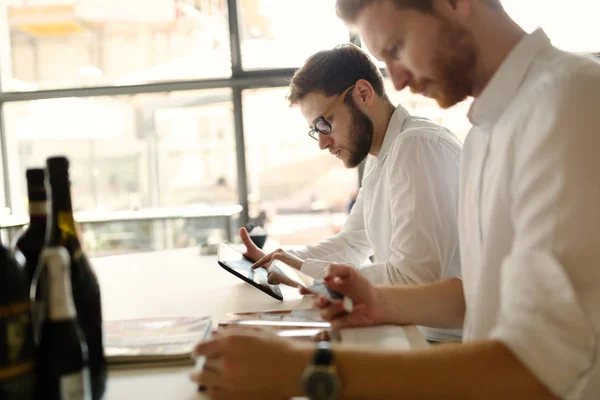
410, 19, 477, 109
346, 100, 374, 168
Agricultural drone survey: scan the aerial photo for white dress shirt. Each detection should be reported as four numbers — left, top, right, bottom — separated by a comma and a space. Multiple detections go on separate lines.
289, 105, 463, 342
461, 29, 600, 399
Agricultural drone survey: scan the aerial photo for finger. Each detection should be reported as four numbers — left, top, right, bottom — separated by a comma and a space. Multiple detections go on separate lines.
206, 386, 231, 400
299, 287, 314, 296
329, 304, 370, 329
190, 363, 218, 384
323, 267, 359, 295
319, 302, 347, 321
267, 270, 299, 288
323, 263, 354, 281
251, 252, 274, 269
239, 227, 257, 251
324, 276, 344, 290
268, 252, 286, 264
267, 253, 296, 270
203, 357, 225, 375
310, 296, 329, 308
193, 338, 224, 358
192, 367, 221, 389
266, 272, 281, 285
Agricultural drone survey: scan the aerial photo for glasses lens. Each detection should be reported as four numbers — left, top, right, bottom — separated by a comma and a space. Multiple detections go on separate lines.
308, 129, 319, 141
315, 118, 331, 134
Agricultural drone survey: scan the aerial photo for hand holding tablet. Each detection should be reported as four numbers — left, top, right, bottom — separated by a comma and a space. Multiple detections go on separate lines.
217, 242, 283, 301
268, 260, 354, 313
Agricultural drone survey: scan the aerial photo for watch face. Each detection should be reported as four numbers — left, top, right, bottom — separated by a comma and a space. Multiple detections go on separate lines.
306, 371, 337, 399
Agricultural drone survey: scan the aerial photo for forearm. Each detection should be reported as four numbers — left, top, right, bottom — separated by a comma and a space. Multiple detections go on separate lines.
289, 194, 372, 264
378, 278, 465, 329
287, 236, 371, 266
334, 340, 557, 399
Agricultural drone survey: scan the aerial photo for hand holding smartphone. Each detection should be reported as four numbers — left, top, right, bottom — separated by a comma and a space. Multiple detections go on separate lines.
268, 260, 354, 313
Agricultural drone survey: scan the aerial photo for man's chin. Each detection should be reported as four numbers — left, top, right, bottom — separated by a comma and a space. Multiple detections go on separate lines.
344, 154, 367, 169
435, 97, 457, 109
432, 92, 470, 109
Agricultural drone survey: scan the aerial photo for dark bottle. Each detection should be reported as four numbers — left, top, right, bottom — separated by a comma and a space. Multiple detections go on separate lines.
36, 247, 92, 400
13, 168, 48, 286
39, 156, 106, 399
0, 244, 36, 400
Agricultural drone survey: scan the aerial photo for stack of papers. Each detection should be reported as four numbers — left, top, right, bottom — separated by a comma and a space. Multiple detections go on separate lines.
104, 316, 212, 369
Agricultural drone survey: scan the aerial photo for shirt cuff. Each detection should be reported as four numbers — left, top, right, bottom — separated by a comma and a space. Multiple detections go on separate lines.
300, 259, 330, 279
489, 251, 596, 399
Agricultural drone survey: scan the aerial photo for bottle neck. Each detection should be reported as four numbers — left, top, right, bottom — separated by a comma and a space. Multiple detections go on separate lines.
28, 200, 47, 222
44, 248, 76, 321
48, 182, 77, 246
27, 183, 48, 223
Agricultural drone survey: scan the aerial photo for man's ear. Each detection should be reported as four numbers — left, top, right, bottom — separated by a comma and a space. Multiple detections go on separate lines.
354, 79, 376, 108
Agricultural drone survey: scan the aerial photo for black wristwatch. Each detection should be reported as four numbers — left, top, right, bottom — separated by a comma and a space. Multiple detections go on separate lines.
301, 341, 341, 400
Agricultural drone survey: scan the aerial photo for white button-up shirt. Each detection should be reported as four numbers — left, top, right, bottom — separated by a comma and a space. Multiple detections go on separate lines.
461, 29, 600, 399
289, 105, 463, 342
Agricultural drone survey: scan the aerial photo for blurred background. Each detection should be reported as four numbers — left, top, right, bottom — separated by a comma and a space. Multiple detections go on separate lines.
0, 0, 598, 256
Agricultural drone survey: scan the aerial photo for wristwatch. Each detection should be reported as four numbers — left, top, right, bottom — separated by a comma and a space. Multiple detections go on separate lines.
301, 341, 341, 400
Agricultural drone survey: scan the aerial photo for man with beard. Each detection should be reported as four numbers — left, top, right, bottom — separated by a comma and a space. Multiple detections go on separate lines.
239, 43, 463, 343
192, 1, 600, 399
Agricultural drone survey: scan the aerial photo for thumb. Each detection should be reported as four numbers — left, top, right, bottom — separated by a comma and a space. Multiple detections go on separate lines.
324, 270, 359, 298
323, 263, 353, 283
324, 276, 352, 296
329, 304, 369, 329
239, 227, 256, 249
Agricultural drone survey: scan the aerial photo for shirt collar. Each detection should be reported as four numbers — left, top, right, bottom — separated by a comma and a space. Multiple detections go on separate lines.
468, 28, 552, 127
376, 104, 410, 160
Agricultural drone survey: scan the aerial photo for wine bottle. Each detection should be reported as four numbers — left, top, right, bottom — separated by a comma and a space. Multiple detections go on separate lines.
0, 244, 36, 400
42, 156, 106, 399
36, 247, 91, 400
13, 168, 48, 286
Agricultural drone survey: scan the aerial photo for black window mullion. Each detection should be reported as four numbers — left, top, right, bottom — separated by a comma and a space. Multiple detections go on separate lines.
227, 0, 249, 227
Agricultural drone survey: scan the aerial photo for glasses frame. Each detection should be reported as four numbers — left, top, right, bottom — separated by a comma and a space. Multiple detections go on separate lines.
308, 85, 355, 141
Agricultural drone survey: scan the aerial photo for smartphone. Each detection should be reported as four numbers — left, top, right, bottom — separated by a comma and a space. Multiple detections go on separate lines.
268, 260, 354, 313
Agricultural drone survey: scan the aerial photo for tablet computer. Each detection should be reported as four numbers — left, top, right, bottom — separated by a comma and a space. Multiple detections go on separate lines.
217, 242, 283, 301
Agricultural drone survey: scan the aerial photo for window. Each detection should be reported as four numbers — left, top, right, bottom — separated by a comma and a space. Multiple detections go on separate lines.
243, 88, 358, 245
4, 89, 235, 214
4, 89, 236, 255
1, 0, 598, 255
502, 0, 600, 52
7, 0, 231, 90
239, 0, 350, 70
384, 79, 472, 143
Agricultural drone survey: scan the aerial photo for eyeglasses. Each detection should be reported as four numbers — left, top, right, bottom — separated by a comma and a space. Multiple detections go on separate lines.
308, 85, 355, 141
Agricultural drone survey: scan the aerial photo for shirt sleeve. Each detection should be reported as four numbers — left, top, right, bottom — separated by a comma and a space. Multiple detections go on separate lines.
489, 66, 600, 399
357, 133, 462, 285
286, 190, 373, 278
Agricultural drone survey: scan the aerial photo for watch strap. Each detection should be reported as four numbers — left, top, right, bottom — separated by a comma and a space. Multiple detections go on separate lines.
313, 341, 334, 366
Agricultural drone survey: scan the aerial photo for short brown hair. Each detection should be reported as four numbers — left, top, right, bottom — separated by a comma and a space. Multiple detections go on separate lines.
288, 43, 386, 107
336, 0, 503, 23
336, 0, 433, 24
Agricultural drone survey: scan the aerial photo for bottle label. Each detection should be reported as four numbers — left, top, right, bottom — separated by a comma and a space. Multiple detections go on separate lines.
0, 301, 36, 398
42, 248, 76, 321
28, 201, 48, 216
58, 212, 78, 242
60, 369, 91, 400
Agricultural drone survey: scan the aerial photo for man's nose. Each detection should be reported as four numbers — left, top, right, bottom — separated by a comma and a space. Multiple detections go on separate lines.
387, 63, 412, 91
318, 132, 333, 150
